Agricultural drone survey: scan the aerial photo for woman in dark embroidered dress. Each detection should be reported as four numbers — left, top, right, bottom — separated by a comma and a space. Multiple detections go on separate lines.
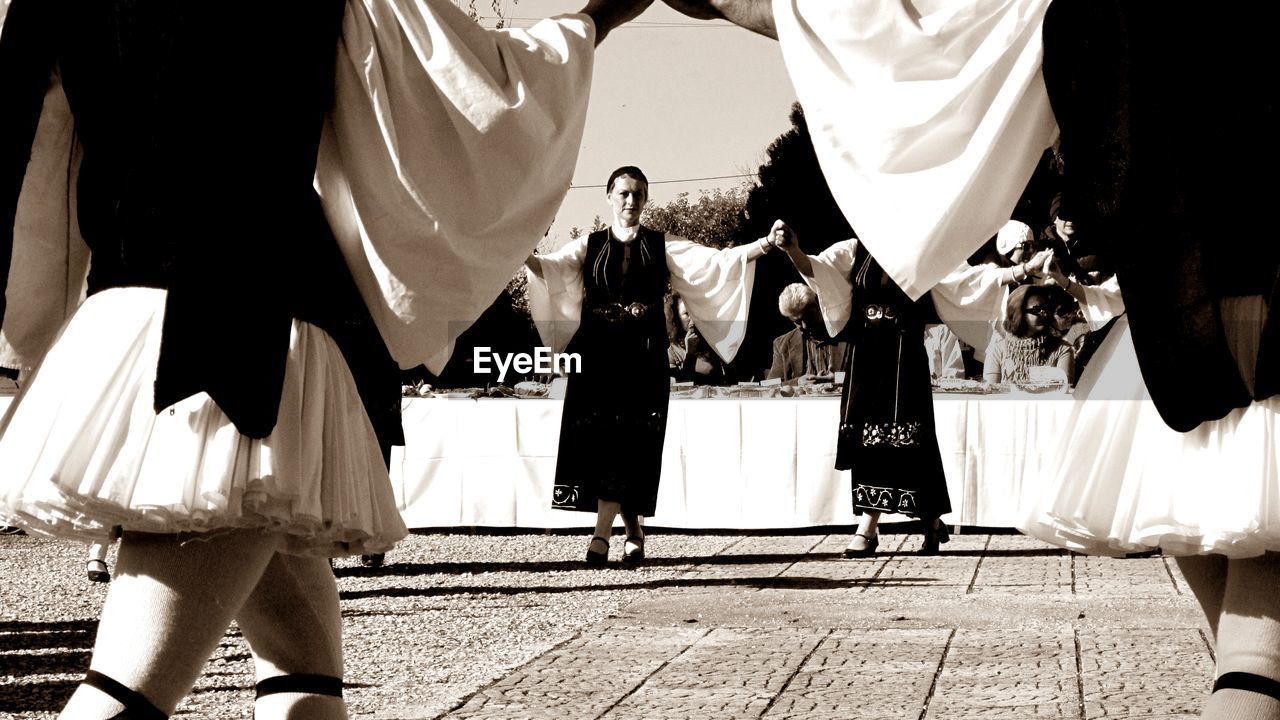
526, 166, 771, 565
767, 220, 951, 557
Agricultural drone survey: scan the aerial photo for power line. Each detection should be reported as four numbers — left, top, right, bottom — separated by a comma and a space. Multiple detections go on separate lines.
569, 172, 756, 190
475, 16, 737, 29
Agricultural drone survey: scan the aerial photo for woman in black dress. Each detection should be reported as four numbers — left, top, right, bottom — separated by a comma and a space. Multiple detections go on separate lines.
526, 166, 771, 565
767, 220, 951, 557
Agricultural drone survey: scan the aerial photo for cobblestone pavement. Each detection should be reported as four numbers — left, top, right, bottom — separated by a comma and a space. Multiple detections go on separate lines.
0, 531, 1213, 719
432, 532, 1213, 720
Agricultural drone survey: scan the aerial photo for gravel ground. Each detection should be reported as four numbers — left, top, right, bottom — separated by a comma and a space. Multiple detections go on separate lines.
0, 530, 743, 719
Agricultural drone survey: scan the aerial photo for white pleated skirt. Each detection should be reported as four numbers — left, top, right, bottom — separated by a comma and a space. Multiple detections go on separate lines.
1019, 300, 1280, 558
0, 288, 408, 556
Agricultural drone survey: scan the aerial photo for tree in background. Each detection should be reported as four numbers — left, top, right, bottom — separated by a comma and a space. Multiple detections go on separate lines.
642, 187, 748, 250
733, 102, 855, 380
743, 103, 852, 253
456, 0, 515, 27
568, 215, 608, 241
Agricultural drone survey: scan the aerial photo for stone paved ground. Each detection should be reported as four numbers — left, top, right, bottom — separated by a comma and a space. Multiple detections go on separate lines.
0, 530, 1213, 719
431, 532, 1213, 720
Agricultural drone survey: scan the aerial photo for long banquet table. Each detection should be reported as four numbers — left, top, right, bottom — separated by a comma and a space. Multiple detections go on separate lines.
390, 393, 1077, 529
0, 390, 1078, 529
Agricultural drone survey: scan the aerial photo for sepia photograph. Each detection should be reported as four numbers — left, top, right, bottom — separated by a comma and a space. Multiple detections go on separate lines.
0, 0, 1275, 717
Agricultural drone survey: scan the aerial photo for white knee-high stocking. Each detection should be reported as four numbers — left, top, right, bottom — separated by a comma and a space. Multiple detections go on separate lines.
1203, 553, 1280, 720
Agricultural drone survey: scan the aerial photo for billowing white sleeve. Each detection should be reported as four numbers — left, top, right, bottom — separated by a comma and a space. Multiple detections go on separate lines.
0, 72, 89, 379
315, 0, 595, 373
1079, 275, 1125, 330
930, 262, 1008, 364
799, 240, 858, 340
773, 0, 1057, 299
524, 237, 588, 354
666, 239, 757, 363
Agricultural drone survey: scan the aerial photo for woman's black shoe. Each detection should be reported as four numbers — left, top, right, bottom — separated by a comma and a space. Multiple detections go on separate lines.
843, 533, 879, 558
585, 535, 610, 566
622, 535, 645, 565
920, 519, 951, 555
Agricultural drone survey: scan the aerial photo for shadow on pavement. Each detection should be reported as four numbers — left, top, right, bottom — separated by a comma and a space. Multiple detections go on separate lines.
0, 619, 95, 713
331, 547, 1070, 579
338, 575, 942, 601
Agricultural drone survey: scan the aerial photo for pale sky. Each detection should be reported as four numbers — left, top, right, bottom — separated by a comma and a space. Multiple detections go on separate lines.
483, 1, 799, 247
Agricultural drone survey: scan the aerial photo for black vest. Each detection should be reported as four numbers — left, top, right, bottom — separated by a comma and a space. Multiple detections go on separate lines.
0, 0, 402, 448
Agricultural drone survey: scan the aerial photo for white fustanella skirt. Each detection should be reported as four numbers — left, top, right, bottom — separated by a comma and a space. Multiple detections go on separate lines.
1020, 297, 1280, 558
0, 287, 407, 556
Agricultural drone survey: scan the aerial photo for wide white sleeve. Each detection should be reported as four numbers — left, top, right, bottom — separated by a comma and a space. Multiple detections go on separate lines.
929, 262, 1008, 364
1079, 275, 1125, 330
315, 0, 595, 373
665, 238, 757, 363
0, 71, 89, 379
798, 240, 858, 340
773, 0, 1057, 299
524, 237, 588, 354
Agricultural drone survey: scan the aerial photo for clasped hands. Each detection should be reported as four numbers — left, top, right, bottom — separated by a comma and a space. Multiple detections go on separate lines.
1023, 249, 1074, 289
765, 218, 796, 251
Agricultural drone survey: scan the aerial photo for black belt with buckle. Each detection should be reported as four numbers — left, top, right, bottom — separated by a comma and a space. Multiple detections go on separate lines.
590, 302, 653, 322
861, 303, 900, 324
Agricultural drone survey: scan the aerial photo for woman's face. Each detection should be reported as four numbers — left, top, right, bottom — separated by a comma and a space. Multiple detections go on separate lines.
1022, 296, 1054, 336
1007, 238, 1034, 264
608, 175, 648, 227
677, 299, 693, 332
1054, 215, 1075, 242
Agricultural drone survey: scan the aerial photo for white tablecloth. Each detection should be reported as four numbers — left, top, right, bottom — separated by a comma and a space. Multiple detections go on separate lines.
391, 394, 1077, 529
0, 391, 1077, 529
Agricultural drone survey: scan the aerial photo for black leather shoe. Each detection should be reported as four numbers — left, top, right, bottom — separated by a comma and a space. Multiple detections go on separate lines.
622, 535, 645, 565
843, 533, 879, 558
86, 559, 111, 583
585, 536, 610, 566
360, 553, 386, 568
920, 519, 950, 555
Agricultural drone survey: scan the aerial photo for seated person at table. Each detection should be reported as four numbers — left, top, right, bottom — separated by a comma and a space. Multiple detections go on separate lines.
667, 294, 729, 385
924, 323, 966, 380
983, 285, 1075, 385
765, 283, 848, 382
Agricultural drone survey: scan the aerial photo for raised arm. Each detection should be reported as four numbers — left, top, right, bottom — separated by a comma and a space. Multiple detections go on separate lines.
661, 0, 776, 39
582, 0, 656, 45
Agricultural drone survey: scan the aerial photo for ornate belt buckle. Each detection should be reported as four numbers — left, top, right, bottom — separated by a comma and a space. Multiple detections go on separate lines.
626, 302, 647, 318
864, 304, 884, 321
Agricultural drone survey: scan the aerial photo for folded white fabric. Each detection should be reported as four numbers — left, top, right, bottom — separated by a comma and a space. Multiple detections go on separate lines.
317, 0, 597, 373
773, 0, 1057, 299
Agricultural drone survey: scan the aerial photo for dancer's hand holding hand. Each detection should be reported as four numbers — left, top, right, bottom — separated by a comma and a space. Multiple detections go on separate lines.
768, 219, 796, 250
661, 0, 776, 37
1040, 251, 1076, 290
583, 0, 655, 44
1023, 248, 1053, 279
661, 0, 725, 20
